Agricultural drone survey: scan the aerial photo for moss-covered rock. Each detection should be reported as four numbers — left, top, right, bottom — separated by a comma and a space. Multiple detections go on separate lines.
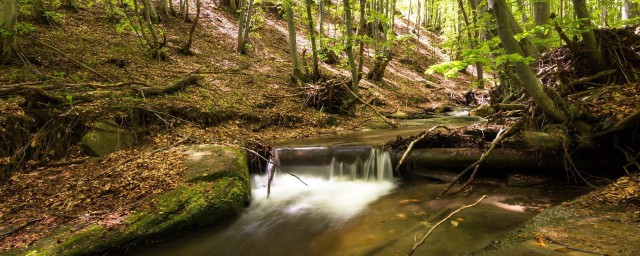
15, 145, 250, 256
469, 104, 494, 117
80, 121, 135, 156
183, 144, 249, 184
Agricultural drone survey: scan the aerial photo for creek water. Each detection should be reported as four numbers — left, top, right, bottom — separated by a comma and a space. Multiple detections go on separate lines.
135, 114, 586, 255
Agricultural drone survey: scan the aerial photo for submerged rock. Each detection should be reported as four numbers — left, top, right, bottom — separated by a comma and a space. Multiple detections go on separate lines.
507, 173, 551, 187
80, 121, 134, 156
469, 104, 494, 117
388, 110, 409, 119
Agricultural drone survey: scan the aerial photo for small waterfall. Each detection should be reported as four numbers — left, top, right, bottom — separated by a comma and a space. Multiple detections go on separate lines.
265, 146, 394, 182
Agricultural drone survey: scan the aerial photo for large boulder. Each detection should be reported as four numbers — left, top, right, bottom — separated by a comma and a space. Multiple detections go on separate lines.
80, 121, 134, 156
469, 104, 494, 117
16, 145, 250, 256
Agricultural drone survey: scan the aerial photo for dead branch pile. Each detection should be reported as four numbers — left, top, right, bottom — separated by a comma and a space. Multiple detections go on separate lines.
387, 127, 493, 151
537, 26, 640, 89
300, 75, 352, 114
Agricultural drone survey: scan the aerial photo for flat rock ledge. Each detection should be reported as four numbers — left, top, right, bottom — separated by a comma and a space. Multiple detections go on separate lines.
13, 144, 250, 256
472, 193, 640, 256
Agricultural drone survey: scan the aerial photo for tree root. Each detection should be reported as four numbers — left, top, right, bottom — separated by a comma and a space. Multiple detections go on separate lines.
407, 195, 487, 256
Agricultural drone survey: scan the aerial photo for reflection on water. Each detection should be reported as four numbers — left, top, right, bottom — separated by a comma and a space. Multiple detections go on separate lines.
136, 175, 583, 256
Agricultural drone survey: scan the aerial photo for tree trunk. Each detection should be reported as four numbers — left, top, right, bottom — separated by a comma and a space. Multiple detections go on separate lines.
533, 0, 550, 39
490, 0, 566, 122
572, 0, 608, 72
621, 0, 637, 20
241, 0, 255, 51
343, 0, 359, 114
180, 0, 200, 54
285, 0, 304, 81
236, 0, 246, 53
357, 0, 366, 75
305, 0, 320, 81
159, 0, 170, 17
1, 0, 19, 64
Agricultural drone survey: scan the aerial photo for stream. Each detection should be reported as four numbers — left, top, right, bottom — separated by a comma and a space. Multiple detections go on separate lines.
135, 113, 588, 256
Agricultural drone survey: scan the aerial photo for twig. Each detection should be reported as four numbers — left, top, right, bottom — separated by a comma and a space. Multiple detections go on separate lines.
543, 236, 606, 256
440, 122, 520, 196
238, 146, 308, 198
395, 125, 449, 173
28, 38, 114, 83
407, 195, 487, 256
340, 83, 398, 128
0, 217, 44, 239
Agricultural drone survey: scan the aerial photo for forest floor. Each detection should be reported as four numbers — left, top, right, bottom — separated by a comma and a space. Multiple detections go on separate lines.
1, 1, 639, 254
0, 1, 477, 251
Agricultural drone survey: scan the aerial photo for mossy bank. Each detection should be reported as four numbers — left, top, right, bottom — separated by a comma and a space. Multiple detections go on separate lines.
13, 145, 250, 256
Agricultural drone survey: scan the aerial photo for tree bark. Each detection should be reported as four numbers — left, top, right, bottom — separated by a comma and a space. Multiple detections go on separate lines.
343, 0, 359, 114
159, 0, 170, 17
622, 0, 637, 21
357, 0, 366, 75
572, 0, 607, 72
180, 0, 201, 54
491, 0, 566, 122
533, 0, 550, 39
305, 0, 320, 81
285, 0, 304, 81
0, 0, 19, 64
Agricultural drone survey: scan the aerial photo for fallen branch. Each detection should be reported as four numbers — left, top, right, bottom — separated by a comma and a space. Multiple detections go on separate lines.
340, 83, 398, 128
440, 121, 521, 196
138, 75, 203, 96
407, 195, 487, 256
0, 217, 44, 239
29, 38, 114, 83
563, 69, 617, 96
596, 109, 640, 137
395, 125, 450, 173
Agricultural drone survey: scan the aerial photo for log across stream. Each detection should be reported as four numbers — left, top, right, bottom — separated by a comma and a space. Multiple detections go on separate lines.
133, 145, 589, 256
133, 116, 597, 256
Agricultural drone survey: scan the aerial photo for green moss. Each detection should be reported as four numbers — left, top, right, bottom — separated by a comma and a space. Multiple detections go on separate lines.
13, 146, 251, 256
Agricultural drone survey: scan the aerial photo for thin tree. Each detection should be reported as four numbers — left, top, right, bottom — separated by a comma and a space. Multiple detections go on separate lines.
285, 0, 304, 81
180, 0, 201, 54
236, 0, 255, 54
305, 0, 320, 81
572, 0, 607, 72
343, 0, 359, 114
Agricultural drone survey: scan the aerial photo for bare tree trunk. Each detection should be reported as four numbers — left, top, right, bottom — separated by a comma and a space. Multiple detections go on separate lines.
534, 0, 550, 39
180, 0, 200, 54
491, 0, 566, 122
357, 0, 366, 75
573, 0, 608, 72
622, 0, 637, 20
305, 0, 320, 80
236, 0, 246, 53
343, 0, 359, 114
184, 0, 191, 22
285, 0, 304, 81
159, 0, 170, 17
1, 0, 19, 64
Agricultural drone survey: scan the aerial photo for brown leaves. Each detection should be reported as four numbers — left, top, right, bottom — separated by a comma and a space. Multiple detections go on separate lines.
588, 173, 640, 206
0, 134, 188, 251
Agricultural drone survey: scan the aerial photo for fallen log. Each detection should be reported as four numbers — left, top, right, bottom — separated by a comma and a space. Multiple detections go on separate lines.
395, 148, 623, 176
